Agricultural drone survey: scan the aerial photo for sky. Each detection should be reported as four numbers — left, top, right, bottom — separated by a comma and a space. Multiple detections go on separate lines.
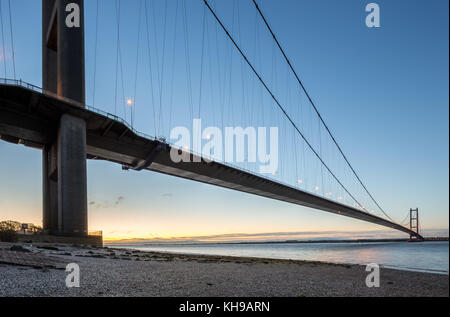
0, 0, 448, 242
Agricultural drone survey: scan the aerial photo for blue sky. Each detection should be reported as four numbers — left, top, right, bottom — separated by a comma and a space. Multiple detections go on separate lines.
0, 0, 448, 240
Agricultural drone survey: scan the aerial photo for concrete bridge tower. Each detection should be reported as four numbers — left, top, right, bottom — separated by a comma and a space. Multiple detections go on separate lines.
42, 0, 87, 236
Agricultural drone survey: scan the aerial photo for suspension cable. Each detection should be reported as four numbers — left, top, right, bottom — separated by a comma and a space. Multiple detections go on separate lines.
0, 1, 6, 77
399, 211, 411, 226
251, 0, 393, 221
132, 0, 143, 128
202, 0, 368, 213
198, 4, 206, 119
7, 0, 15, 79
92, 0, 99, 106
114, 0, 121, 115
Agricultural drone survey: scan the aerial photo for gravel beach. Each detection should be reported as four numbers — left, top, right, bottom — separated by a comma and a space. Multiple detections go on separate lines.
0, 242, 448, 297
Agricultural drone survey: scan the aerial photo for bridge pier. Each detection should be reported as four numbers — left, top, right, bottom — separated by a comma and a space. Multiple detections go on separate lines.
42, 145, 58, 234
42, 0, 87, 236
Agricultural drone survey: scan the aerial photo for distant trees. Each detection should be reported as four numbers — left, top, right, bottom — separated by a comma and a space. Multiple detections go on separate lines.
0, 221, 21, 231
28, 224, 43, 233
0, 220, 20, 242
0, 221, 43, 242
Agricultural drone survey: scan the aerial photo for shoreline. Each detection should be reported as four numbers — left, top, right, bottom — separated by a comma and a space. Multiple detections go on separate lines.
105, 237, 449, 246
380, 265, 448, 275
1, 242, 448, 297
111, 246, 450, 275
109, 241, 449, 275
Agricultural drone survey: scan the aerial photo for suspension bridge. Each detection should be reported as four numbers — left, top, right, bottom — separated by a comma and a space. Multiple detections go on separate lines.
0, 0, 423, 240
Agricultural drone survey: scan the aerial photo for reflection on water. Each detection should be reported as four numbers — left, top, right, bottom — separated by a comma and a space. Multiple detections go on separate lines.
117, 241, 449, 274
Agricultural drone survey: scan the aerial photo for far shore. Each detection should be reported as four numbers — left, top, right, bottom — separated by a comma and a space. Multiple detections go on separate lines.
0, 242, 448, 297
105, 237, 449, 246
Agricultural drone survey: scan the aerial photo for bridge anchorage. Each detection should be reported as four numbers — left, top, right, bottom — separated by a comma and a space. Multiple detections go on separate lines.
0, 0, 425, 242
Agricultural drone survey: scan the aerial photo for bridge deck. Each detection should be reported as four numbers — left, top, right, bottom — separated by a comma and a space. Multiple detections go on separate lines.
0, 82, 420, 238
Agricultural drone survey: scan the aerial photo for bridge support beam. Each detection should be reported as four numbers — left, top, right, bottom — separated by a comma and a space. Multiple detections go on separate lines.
42, 0, 87, 236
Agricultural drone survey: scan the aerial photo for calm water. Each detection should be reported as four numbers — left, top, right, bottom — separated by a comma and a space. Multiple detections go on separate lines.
117, 241, 449, 274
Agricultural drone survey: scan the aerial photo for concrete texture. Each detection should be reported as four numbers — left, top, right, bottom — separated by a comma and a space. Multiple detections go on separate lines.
57, 114, 87, 236
57, 0, 85, 104
40, 0, 88, 236
42, 0, 58, 234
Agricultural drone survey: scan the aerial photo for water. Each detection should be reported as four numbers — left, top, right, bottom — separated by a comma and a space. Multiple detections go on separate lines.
116, 241, 449, 274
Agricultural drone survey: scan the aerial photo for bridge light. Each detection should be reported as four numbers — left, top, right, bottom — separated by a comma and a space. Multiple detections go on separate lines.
126, 98, 133, 106
314, 186, 319, 191
338, 196, 343, 200
205, 134, 211, 140
297, 179, 303, 184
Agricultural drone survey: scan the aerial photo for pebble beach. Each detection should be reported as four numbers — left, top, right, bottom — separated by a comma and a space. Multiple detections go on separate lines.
0, 242, 448, 297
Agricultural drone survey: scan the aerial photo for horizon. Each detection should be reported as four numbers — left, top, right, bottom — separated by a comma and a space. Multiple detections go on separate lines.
1, 217, 448, 242
104, 228, 449, 244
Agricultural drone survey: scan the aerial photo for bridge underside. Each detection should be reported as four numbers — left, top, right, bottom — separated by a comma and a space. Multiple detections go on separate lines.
0, 83, 422, 239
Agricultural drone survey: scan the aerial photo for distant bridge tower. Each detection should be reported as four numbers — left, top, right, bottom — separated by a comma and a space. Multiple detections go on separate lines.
42, 0, 87, 236
409, 208, 421, 241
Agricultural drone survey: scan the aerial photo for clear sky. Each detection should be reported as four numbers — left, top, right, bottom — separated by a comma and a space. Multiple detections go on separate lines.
0, 0, 448, 241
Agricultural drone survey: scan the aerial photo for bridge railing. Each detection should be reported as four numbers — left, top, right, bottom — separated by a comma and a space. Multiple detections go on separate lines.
0, 78, 155, 142
2, 78, 317, 201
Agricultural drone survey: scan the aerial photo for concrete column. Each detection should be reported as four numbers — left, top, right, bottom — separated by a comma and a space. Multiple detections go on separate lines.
42, 0, 88, 236
57, 0, 85, 104
57, 0, 87, 236
42, 0, 57, 93
42, 144, 58, 234
42, 149, 50, 231
58, 114, 87, 236
42, 0, 58, 234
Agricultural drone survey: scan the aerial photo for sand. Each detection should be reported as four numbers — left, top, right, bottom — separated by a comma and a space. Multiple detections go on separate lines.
0, 242, 448, 297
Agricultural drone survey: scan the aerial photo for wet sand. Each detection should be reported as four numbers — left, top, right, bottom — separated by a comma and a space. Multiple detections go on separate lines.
0, 243, 448, 297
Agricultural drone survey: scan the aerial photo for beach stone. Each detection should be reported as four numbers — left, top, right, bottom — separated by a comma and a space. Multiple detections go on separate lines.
10, 245, 32, 253
0, 250, 69, 269
37, 246, 59, 251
